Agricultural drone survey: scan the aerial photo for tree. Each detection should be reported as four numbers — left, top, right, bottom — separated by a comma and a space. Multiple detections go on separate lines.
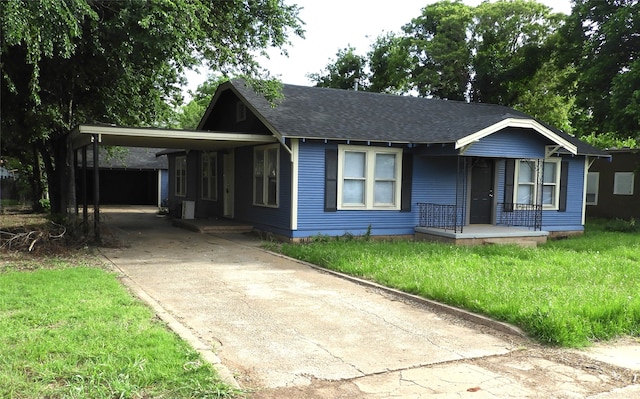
561, 0, 640, 141
368, 33, 413, 94
313, 0, 571, 129
401, 0, 473, 100
307, 46, 368, 90
470, 0, 565, 105
1, 0, 303, 215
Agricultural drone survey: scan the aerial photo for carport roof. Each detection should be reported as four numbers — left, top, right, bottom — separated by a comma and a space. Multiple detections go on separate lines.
70, 124, 277, 151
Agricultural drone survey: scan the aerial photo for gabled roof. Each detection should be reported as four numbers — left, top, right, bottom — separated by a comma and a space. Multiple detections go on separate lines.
204, 79, 607, 157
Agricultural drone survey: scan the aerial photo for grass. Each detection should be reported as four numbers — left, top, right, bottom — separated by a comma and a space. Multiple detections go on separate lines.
0, 258, 239, 398
271, 220, 640, 347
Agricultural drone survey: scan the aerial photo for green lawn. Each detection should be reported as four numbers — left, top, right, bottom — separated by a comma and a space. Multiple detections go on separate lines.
0, 259, 239, 398
272, 221, 640, 347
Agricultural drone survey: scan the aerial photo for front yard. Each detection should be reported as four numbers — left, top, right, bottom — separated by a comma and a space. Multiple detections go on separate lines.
271, 220, 640, 347
0, 248, 239, 398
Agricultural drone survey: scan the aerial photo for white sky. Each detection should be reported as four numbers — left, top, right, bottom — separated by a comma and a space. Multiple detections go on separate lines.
185, 0, 572, 94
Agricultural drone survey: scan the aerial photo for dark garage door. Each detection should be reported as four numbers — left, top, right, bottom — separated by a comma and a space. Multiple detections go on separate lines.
80, 170, 159, 205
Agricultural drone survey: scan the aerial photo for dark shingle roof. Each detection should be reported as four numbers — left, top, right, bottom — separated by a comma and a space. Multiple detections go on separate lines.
228, 79, 608, 157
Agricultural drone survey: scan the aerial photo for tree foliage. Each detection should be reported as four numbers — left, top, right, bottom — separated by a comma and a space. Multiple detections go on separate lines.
307, 46, 368, 90
560, 0, 640, 140
402, 0, 472, 100
308, 0, 570, 131
1, 0, 303, 214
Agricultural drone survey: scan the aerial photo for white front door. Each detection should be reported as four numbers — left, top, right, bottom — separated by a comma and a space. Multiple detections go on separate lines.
223, 150, 235, 218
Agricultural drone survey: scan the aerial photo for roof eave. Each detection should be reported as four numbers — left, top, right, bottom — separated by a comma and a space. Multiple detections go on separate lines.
455, 118, 578, 156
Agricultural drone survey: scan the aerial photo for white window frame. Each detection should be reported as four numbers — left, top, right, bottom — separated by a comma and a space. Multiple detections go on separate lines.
201, 152, 218, 201
613, 172, 635, 195
337, 145, 402, 210
586, 172, 599, 205
513, 158, 561, 210
253, 144, 279, 207
175, 155, 187, 197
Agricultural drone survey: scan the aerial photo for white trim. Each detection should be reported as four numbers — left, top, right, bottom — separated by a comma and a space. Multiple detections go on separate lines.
253, 144, 280, 207
513, 158, 561, 210
291, 139, 299, 231
72, 124, 277, 150
455, 118, 578, 155
337, 145, 402, 210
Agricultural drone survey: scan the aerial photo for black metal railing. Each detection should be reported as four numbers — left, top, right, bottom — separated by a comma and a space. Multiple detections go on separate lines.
496, 202, 542, 231
417, 203, 464, 233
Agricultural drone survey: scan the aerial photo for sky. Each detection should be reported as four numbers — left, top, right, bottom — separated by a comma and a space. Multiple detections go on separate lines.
185, 0, 573, 95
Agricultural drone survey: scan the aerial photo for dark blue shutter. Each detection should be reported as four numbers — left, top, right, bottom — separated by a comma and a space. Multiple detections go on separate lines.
325, 149, 338, 212
504, 159, 515, 212
401, 153, 413, 212
558, 161, 569, 212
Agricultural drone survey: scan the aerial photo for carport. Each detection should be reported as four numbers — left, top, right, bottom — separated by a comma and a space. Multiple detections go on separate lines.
69, 124, 277, 241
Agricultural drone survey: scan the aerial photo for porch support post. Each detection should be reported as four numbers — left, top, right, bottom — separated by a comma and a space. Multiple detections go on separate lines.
82, 145, 88, 234
92, 135, 101, 242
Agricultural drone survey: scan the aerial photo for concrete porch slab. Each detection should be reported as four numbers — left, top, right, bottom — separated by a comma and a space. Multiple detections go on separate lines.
415, 225, 549, 246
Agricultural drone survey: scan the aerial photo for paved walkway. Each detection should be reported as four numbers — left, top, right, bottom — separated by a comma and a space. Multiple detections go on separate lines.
98, 206, 640, 398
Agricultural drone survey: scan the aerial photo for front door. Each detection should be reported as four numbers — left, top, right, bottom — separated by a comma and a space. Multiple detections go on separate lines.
469, 159, 494, 224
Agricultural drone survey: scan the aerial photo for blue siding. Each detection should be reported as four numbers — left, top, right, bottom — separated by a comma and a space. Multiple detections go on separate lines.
413, 156, 459, 205
495, 157, 586, 232
295, 141, 417, 238
464, 128, 552, 158
541, 157, 585, 232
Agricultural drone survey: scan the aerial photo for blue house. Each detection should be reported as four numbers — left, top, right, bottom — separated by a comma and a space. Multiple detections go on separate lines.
162, 79, 608, 244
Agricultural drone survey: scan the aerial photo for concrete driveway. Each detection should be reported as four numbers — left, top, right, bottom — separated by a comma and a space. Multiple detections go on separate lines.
98, 206, 640, 398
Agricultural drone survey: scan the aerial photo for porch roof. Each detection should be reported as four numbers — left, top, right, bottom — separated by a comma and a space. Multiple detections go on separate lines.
70, 124, 277, 151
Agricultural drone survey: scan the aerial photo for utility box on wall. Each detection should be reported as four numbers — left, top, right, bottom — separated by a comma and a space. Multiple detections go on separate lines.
182, 200, 195, 219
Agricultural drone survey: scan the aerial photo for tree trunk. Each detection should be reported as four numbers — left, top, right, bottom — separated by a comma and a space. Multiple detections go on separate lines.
40, 135, 71, 217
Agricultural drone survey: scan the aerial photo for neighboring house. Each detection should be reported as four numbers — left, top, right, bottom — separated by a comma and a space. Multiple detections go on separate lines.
160, 79, 608, 243
77, 147, 168, 206
586, 149, 640, 220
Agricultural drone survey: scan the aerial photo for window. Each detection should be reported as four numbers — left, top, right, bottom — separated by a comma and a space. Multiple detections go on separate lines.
201, 152, 217, 201
175, 155, 187, 197
514, 158, 561, 209
338, 145, 402, 210
586, 172, 599, 205
254, 144, 279, 207
614, 172, 635, 195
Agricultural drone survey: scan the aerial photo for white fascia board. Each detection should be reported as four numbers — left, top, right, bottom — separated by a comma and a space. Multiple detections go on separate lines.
76, 125, 276, 143
455, 118, 578, 155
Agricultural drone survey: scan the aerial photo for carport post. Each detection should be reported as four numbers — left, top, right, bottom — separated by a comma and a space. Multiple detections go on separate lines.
92, 135, 100, 242
82, 145, 88, 234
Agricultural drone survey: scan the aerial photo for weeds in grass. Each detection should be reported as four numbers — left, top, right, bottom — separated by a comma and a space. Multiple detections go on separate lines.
274, 225, 640, 347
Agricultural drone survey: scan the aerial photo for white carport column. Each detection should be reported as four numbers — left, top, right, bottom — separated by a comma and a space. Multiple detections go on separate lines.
291, 139, 299, 231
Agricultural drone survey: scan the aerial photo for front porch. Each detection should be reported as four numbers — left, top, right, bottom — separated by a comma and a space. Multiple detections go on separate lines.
416, 202, 547, 246
415, 224, 548, 246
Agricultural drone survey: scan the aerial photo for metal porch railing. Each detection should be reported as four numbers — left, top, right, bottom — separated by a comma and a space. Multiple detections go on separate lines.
496, 202, 543, 231
417, 203, 464, 233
